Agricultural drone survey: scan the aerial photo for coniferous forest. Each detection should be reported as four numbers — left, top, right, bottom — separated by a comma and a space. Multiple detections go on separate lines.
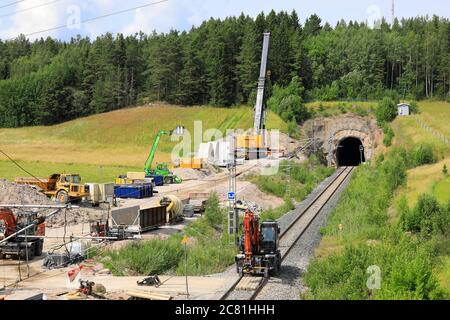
0, 11, 449, 127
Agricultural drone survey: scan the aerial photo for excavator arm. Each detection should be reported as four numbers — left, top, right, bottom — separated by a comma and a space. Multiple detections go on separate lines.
243, 211, 260, 258
144, 130, 171, 176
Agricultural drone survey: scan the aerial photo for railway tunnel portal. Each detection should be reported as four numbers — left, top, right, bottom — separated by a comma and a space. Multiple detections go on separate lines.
304, 115, 380, 167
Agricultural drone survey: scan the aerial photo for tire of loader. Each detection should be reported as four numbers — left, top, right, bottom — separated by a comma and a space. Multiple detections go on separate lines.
164, 176, 174, 184
19, 245, 34, 261
34, 240, 43, 256
57, 190, 69, 203
264, 267, 269, 278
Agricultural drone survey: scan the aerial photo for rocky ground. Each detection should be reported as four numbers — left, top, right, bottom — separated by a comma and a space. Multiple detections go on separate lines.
0, 179, 103, 227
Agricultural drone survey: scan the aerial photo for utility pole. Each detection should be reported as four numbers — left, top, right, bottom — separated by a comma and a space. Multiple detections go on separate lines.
391, 0, 395, 24
227, 135, 238, 244
181, 235, 189, 299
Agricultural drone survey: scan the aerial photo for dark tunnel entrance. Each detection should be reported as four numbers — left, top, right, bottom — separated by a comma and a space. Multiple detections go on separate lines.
336, 137, 365, 166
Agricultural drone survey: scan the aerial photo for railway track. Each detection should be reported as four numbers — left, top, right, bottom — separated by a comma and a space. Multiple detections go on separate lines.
220, 166, 355, 300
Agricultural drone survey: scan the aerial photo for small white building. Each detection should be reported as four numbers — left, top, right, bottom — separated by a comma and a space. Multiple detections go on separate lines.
397, 103, 410, 116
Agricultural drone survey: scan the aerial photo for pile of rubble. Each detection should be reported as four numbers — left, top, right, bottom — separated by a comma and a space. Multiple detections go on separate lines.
45, 207, 93, 228
0, 179, 98, 227
172, 168, 212, 181
0, 178, 53, 206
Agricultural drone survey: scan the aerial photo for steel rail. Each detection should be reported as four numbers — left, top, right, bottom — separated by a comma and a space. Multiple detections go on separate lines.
220, 166, 354, 300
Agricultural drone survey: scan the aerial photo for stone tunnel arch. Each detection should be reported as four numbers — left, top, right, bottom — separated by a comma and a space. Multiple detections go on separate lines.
327, 129, 373, 167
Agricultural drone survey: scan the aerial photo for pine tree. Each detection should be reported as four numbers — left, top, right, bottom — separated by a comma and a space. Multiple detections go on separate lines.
178, 37, 205, 105
237, 21, 260, 103
304, 14, 322, 36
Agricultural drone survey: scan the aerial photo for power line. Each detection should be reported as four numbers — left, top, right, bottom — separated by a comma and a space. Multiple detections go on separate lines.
0, 0, 26, 10
6, 0, 169, 40
0, 0, 62, 19
0, 148, 45, 182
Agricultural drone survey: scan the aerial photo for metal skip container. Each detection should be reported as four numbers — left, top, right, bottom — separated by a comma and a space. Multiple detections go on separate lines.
111, 205, 166, 233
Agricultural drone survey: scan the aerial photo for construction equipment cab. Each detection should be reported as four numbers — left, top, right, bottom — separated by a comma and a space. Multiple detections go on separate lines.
236, 210, 281, 278
15, 173, 89, 203
0, 208, 45, 260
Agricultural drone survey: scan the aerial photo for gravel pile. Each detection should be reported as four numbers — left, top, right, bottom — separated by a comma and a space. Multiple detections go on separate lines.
0, 178, 54, 206
45, 207, 93, 227
0, 179, 100, 227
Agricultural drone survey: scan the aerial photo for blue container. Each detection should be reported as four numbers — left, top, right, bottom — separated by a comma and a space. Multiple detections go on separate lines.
147, 175, 164, 186
143, 183, 153, 197
114, 183, 153, 199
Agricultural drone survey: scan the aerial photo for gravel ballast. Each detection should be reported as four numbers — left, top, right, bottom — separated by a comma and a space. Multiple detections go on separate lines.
255, 168, 354, 300
212, 168, 354, 300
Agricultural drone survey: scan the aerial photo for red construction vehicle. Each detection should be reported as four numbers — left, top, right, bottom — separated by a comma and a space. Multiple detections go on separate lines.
0, 208, 45, 260
235, 210, 281, 278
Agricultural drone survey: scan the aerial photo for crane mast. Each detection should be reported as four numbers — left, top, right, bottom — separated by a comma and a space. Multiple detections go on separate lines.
253, 32, 271, 133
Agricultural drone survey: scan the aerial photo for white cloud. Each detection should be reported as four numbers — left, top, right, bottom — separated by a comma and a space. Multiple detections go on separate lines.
0, 1, 67, 41
0, 0, 447, 41
120, 1, 183, 35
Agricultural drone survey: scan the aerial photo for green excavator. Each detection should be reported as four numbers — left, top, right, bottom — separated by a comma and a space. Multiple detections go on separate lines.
144, 127, 184, 184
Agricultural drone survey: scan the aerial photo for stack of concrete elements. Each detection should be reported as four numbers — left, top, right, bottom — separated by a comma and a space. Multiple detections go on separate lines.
197, 140, 233, 167
197, 142, 215, 164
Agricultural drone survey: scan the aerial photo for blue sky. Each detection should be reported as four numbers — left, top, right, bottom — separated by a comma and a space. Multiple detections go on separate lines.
0, 0, 448, 40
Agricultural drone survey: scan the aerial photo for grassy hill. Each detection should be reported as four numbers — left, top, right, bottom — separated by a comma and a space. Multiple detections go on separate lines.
386, 101, 450, 292
391, 101, 450, 206
304, 100, 450, 298
392, 105, 450, 160
0, 104, 288, 182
